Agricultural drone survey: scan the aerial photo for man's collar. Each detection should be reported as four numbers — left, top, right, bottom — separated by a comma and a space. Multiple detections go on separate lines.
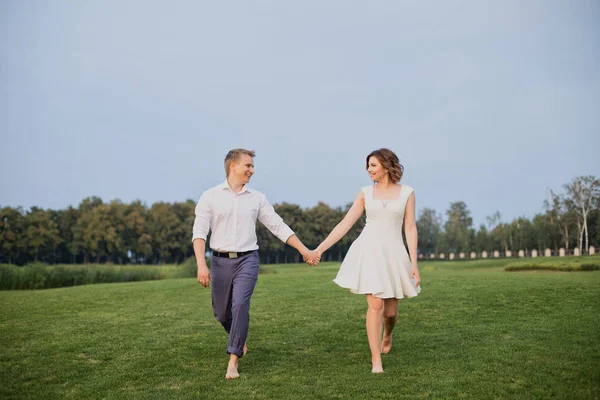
219, 180, 230, 190
220, 179, 252, 194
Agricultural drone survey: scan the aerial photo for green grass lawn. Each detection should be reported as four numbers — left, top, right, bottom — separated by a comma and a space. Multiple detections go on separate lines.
1, 260, 599, 399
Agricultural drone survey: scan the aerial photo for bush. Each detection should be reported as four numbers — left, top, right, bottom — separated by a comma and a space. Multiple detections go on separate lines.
170, 256, 211, 279
505, 256, 600, 272
259, 266, 277, 275
0, 263, 198, 290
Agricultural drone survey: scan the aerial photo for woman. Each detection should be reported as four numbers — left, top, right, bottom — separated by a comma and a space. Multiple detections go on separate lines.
313, 148, 421, 374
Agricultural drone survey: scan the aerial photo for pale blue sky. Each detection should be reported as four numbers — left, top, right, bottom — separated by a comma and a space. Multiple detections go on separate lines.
1, 0, 598, 226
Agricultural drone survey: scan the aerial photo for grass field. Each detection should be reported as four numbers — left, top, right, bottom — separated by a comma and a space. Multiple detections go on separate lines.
1, 259, 599, 399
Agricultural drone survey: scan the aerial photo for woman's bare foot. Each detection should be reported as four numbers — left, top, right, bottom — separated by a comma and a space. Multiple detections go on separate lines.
371, 361, 384, 374
381, 334, 392, 354
243, 344, 248, 356
225, 362, 239, 380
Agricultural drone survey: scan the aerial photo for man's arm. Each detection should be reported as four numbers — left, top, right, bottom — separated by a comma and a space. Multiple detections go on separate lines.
193, 238, 211, 287
192, 192, 211, 287
286, 234, 317, 264
257, 195, 316, 264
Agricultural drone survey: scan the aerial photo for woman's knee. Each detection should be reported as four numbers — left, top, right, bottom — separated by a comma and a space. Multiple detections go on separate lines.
383, 299, 398, 318
384, 311, 398, 319
367, 298, 384, 312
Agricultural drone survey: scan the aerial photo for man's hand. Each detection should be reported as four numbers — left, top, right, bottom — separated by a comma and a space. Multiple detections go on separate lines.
197, 264, 211, 287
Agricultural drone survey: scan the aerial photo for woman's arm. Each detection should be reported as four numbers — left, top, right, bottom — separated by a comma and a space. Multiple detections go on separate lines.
316, 190, 365, 256
403, 192, 420, 285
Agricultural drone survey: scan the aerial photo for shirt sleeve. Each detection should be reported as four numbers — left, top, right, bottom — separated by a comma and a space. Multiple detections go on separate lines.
257, 195, 294, 243
191, 191, 211, 242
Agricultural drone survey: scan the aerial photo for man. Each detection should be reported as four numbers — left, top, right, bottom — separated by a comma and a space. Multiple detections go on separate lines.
192, 148, 318, 380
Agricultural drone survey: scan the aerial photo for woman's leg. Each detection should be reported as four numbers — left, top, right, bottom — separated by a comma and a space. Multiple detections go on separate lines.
382, 298, 399, 354
365, 294, 385, 373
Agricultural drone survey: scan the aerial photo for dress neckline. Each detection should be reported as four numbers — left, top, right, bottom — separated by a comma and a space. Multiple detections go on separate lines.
372, 184, 403, 202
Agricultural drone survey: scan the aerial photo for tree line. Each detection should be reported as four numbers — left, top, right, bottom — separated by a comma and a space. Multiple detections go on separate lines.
417, 176, 600, 256
1, 176, 598, 266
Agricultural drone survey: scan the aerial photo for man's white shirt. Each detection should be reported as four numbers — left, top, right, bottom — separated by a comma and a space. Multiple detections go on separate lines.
192, 180, 294, 252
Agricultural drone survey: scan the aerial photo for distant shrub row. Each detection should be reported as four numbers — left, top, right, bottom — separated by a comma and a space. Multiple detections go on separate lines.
504, 257, 600, 272
0, 257, 207, 290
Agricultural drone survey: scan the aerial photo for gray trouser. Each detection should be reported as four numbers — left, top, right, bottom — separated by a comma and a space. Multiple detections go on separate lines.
210, 251, 259, 357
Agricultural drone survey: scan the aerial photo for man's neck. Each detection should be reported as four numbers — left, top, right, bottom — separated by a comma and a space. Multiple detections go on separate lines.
227, 177, 246, 194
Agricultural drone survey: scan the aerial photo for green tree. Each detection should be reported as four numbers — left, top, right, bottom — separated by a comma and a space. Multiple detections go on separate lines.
543, 191, 572, 251
510, 217, 535, 253
72, 197, 103, 263
123, 200, 149, 263
444, 201, 473, 253
273, 203, 310, 263
328, 206, 348, 262
24, 207, 62, 263
531, 214, 553, 252
85, 203, 121, 263
170, 201, 196, 263
487, 211, 511, 253
436, 231, 449, 255
590, 207, 600, 248
416, 208, 441, 256
0, 206, 26, 264
564, 176, 600, 253
148, 202, 181, 264
474, 224, 492, 253
106, 200, 127, 263
305, 202, 339, 262
54, 207, 80, 263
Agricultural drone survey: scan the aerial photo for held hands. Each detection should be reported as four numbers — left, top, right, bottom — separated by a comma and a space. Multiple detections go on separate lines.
411, 264, 421, 287
303, 249, 322, 267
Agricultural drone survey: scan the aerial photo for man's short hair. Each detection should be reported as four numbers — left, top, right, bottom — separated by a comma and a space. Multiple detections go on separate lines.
224, 148, 256, 176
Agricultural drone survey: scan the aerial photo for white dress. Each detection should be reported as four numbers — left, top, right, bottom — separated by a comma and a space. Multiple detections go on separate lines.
333, 184, 421, 299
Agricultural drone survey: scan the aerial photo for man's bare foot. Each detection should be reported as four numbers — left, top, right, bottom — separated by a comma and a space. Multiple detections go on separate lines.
225, 362, 239, 380
243, 344, 248, 356
371, 361, 384, 374
381, 334, 392, 354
